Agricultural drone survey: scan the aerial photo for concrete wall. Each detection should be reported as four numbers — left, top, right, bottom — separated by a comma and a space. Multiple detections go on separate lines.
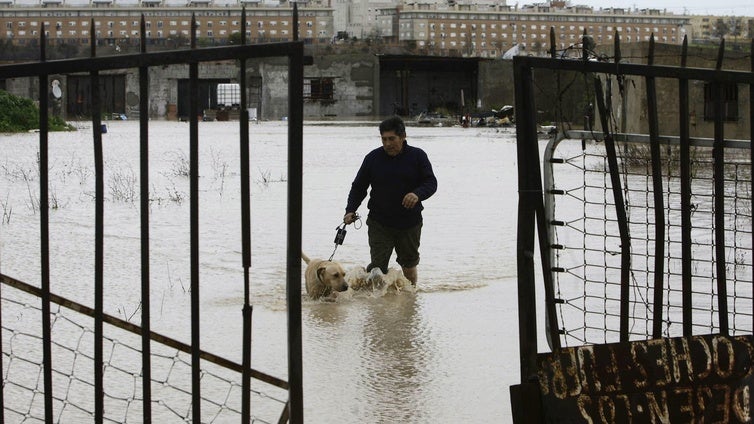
3, 54, 380, 121
248, 53, 379, 120
600, 42, 752, 139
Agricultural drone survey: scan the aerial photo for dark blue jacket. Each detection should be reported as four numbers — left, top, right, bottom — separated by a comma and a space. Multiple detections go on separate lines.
346, 141, 437, 229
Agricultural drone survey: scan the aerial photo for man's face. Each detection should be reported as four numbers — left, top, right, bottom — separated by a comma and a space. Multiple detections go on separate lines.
380, 130, 405, 157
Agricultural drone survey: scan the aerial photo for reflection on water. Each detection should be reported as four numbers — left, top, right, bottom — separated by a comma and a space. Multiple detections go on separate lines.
304, 292, 432, 422
359, 294, 428, 422
0, 121, 520, 422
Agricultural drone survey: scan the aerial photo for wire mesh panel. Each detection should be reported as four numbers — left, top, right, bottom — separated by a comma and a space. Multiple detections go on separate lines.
545, 136, 753, 347
1, 285, 288, 423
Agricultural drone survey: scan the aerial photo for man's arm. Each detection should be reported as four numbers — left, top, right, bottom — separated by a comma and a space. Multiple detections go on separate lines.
412, 150, 437, 201
344, 156, 371, 222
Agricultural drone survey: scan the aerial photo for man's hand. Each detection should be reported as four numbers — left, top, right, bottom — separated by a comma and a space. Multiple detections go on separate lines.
402, 192, 419, 209
343, 212, 357, 224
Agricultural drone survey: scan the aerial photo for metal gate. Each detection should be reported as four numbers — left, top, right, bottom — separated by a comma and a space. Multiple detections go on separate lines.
512, 31, 754, 422
0, 6, 305, 423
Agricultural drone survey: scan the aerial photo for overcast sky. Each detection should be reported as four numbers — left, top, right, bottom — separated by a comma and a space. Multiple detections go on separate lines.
571, 0, 754, 17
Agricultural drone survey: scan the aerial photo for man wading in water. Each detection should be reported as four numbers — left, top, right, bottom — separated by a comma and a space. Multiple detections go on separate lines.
343, 116, 438, 285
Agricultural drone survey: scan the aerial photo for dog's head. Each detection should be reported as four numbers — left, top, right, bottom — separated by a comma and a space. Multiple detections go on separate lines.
318, 261, 349, 293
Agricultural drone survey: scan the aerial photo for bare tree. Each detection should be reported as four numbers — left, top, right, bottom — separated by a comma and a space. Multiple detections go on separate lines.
712, 18, 729, 40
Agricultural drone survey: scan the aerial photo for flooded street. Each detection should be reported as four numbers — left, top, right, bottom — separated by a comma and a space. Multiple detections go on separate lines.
1, 120, 523, 422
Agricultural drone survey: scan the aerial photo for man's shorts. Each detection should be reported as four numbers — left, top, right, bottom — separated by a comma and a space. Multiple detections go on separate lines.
366, 217, 422, 273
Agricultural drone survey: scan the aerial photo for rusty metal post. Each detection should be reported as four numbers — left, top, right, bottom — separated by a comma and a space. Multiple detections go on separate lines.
514, 57, 541, 380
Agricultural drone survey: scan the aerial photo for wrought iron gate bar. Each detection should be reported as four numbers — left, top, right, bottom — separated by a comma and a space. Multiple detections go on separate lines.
645, 35, 666, 340
751, 38, 754, 336
138, 14, 152, 423
88, 26, 106, 422
679, 37, 693, 338
592, 76, 631, 343
507, 55, 753, 83
287, 31, 305, 424
239, 6, 254, 421
566, 130, 750, 148
188, 15, 202, 423
37, 29, 54, 424
713, 40, 730, 335
0, 42, 303, 79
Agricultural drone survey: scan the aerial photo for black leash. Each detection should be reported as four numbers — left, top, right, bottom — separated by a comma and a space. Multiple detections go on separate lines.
328, 213, 360, 261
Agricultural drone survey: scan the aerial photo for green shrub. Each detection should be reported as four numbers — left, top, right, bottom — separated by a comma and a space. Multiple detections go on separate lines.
0, 90, 75, 132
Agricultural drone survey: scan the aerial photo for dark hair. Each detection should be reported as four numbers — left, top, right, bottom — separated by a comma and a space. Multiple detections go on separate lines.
379, 116, 406, 137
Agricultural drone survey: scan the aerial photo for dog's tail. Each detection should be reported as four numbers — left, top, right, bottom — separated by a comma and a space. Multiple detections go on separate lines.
301, 252, 310, 264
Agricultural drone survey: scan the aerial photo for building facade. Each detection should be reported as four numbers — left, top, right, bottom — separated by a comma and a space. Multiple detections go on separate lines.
688, 14, 753, 43
0, 0, 334, 47
378, 3, 691, 57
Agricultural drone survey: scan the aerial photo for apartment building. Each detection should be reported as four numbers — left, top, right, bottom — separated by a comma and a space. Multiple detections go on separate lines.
378, 3, 691, 57
0, 0, 334, 46
688, 14, 753, 43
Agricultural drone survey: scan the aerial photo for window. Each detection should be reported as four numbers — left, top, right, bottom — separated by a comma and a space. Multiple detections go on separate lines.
304, 78, 334, 101
704, 82, 738, 122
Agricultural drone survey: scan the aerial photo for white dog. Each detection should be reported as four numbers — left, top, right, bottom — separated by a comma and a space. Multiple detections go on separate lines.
302, 252, 349, 300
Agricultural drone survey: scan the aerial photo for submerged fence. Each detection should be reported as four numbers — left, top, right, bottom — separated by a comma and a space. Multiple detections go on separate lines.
512, 30, 754, 422
0, 7, 305, 423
